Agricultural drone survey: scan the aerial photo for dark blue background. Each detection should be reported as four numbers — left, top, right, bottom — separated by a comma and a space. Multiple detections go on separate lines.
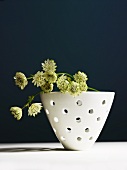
0, 0, 127, 142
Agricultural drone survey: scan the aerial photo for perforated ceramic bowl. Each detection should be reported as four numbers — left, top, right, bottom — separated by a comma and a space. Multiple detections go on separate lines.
40, 91, 115, 151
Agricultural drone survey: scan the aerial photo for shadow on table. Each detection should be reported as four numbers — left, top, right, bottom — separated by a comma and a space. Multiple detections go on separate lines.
0, 147, 71, 152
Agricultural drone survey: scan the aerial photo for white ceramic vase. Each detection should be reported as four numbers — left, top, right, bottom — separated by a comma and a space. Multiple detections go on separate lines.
40, 91, 115, 151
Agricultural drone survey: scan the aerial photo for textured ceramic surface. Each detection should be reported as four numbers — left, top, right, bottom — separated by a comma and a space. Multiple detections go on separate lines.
40, 92, 115, 151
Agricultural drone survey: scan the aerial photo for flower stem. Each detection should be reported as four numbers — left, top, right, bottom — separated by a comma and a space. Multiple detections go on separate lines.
27, 77, 33, 80
57, 73, 74, 80
22, 90, 44, 109
88, 87, 99, 92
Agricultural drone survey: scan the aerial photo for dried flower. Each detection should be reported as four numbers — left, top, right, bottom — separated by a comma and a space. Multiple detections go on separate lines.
32, 71, 46, 87
10, 106, 22, 120
42, 59, 57, 72
14, 72, 28, 90
73, 71, 88, 83
28, 103, 42, 117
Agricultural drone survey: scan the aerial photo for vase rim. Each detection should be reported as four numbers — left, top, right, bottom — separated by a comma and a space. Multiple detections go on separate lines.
40, 91, 115, 94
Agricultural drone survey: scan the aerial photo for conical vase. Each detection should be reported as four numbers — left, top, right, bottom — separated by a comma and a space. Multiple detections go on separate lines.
40, 91, 115, 151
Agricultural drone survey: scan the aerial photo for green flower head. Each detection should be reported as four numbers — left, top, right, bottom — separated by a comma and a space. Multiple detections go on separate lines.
73, 71, 88, 83
68, 81, 81, 96
32, 71, 46, 87
42, 59, 57, 72
14, 72, 28, 90
28, 103, 42, 117
41, 82, 53, 93
56, 75, 70, 93
79, 82, 88, 92
43, 71, 57, 83
10, 106, 22, 120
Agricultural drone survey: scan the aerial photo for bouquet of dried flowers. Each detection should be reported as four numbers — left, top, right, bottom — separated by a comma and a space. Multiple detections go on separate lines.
10, 59, 98, 120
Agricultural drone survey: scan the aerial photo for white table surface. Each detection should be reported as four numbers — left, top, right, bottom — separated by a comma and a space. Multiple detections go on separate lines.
0, 142, 127, 170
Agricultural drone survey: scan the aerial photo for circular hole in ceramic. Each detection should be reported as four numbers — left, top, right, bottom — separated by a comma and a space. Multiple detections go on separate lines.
102, 100, 106, 105
76, 117, 81, 123
88, 109, 94, 114
61, 136, 65, 141
45, 109, 49, 114
85, 128, 89, 132
50, 100, 55, 106
54, 117, 59, 123
77, 137, 82, 141
89, 136, 93, 140
97, 117, 101, 121
76, 100, 82, 106
62, 109, 68, 115
66, 127, 72, 133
